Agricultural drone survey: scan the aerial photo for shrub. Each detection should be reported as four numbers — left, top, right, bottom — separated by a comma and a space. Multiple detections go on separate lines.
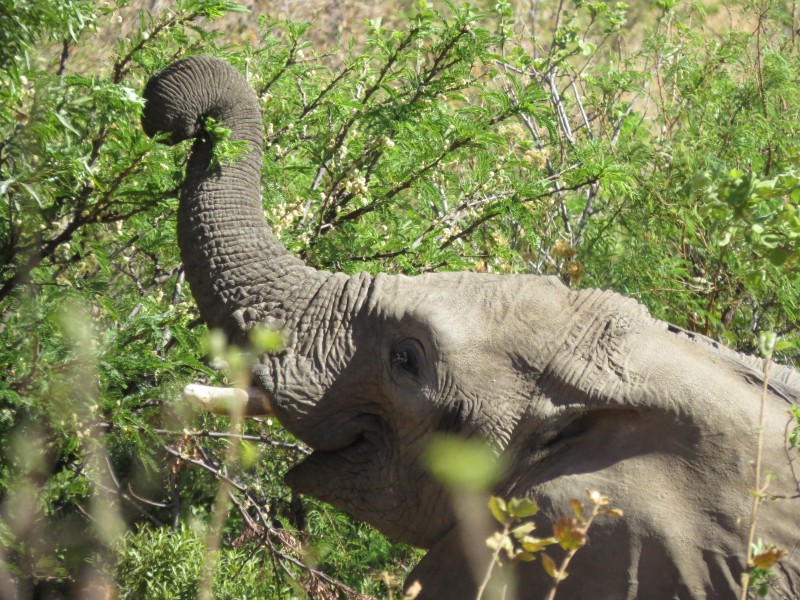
0, 0, 797, 597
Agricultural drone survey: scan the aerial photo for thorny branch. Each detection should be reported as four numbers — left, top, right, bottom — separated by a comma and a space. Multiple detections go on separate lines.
69, 461, 162, 526
154, 427, 311, 455
162, 441, 375, 599
0, 4, 215, 305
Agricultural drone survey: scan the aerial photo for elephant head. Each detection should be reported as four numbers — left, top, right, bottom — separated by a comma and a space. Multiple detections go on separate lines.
143, 56, 800, 599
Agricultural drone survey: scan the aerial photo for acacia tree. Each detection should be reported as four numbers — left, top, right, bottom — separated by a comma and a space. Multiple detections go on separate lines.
0, 0, 798, 597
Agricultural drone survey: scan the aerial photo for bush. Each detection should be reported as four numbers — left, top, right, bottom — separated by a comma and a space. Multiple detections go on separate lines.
116, 524, 295, 599
0, 0, 797, 597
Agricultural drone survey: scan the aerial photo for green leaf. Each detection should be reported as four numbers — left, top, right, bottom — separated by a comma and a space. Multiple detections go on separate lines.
202, 116, 250, 170
766, 247, 791, 266
425, 435, 504, 491
520, 535, 556, 553
239, 440, 260, 469
249, 325, 287, 353
553, 517, 587, 551
55, 111, 80, 136
488, 496, 508, 524
508, 497, 539, 518
541, 553, 562, 580
510, 522, 536, 538
19, 182, 43, 207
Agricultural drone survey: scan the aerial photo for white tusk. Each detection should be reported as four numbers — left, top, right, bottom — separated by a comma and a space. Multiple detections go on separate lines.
180, 384, 274, 417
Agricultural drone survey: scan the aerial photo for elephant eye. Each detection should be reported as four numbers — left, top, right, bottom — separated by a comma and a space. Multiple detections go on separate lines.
390, 340, 422, 378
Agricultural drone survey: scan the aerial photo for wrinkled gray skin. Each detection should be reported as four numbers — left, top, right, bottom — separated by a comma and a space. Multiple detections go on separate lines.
142, 56, 800, 598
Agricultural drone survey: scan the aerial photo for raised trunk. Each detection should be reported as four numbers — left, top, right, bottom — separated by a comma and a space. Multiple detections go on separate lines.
142, 56, 375, 434
142, 55, 323, 339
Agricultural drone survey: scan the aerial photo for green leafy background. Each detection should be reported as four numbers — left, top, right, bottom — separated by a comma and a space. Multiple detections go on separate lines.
0, 0, 798, 597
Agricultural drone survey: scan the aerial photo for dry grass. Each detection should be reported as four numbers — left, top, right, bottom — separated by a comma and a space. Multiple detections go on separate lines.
54, 0, 757, 79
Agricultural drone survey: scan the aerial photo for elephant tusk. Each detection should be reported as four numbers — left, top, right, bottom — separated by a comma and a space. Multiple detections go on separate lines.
181, 384, 274, 417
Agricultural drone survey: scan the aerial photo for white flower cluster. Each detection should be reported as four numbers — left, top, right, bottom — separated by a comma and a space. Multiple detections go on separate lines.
522, 147, 549, 168
499, 122, 528, 144
343, 174, 368, 197
340, 168, 369, 205
270, 199, 308, 234
441, 222, 461, 239
295, 230, 313, 246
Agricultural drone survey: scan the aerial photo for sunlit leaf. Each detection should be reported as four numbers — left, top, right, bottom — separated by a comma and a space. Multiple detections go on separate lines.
553, 517, 587, 551
520, 535, 556, 553
488, 496, 508, 524
570, 498, 586, 524
508, 497, 539, 518
425, 435, 504, 491
249, 325, 287, 353
517, 551, 538, 562
752, 547, 787, 570
541, 553, 563, 580
587, 489, 610, 506
510, 522, 536, 538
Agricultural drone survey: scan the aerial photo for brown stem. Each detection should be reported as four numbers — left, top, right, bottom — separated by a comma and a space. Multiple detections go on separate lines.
740, 357, 772, 600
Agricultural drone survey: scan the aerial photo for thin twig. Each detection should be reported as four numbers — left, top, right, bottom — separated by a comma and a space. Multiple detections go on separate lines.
476, 521, 510, 600
162, 441, 374, 599
740, 357, 772, 600
154, 427, 311, 455
69, 463, 162, 525
57, 39, 70, 77
198, 405, 243, 600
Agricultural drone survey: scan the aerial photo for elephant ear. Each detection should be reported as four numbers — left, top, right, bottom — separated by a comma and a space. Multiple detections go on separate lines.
142, 56, 373, 440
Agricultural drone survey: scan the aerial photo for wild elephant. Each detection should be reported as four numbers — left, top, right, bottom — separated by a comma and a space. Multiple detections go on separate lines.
142, 55, 800, 599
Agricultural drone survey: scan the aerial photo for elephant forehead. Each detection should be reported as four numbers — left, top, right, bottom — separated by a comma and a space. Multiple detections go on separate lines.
372, 272, 573, 342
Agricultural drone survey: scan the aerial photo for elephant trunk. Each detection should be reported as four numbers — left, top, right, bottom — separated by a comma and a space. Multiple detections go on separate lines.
142, 56, 373, 441
142, 55, 317, 339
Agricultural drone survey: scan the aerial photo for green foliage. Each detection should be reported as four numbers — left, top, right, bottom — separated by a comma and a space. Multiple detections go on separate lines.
115, 524, 292, 599
747, 539, 788, 597
486, 496, 554, 564
576, 1, 800, 358
790, 405, 800, 449
202, 117, 250, 170
482, 490, 622, 595
0, 0, 99, 77
425, 434, 505, 491
0, 0, 798, 597
698, 167, 800, 270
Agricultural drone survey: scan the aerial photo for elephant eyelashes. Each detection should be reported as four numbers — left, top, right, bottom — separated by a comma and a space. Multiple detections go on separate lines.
390, 340, 423, 378
391, 350, 418, 376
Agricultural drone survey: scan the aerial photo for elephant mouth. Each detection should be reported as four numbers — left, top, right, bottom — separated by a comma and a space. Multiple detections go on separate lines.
283, 416, 385, 499
305, 412, 384, 452
314, 427, 376, 456
286, 412, 385, 472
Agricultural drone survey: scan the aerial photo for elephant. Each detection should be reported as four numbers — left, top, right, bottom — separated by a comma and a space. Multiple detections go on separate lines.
141, 55, 800, 599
